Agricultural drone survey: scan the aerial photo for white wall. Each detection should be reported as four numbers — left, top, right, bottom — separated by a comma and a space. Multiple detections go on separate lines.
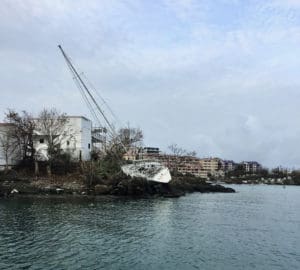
0, 125, 20, 170
34, 116, 92, 161
63, 116, 92, 161
1, 116, 93, 167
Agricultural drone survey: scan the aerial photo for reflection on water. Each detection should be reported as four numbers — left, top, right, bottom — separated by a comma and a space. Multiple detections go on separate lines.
1, 185, 300, 270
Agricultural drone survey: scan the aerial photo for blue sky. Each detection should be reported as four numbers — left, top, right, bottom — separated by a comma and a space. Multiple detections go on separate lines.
1, 0, 300, 167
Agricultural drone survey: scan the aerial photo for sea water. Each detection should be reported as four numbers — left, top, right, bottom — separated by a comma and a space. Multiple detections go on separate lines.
0, 185, 299, 269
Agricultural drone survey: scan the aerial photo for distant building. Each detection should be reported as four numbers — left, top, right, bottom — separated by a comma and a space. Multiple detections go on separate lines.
124, 148, 264, 179
124, 147, 211, 178
159, 154, 204, 177
143, 147, 160, 154
138, 147, 160, 160
242, 161, 262, 173
199, 157, 224, 178
123, 147, 141, 161
223, 160, 236, 172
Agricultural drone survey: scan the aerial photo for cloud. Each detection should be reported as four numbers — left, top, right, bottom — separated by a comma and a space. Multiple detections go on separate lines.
1, 0, 300, 167
163, 0, 206, 20
269, 0, 300, 9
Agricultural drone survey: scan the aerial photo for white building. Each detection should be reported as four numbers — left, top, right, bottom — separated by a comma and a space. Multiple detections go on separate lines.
0, 123, 20, 170
0, 116, 92, 169
34, 116, 92, 161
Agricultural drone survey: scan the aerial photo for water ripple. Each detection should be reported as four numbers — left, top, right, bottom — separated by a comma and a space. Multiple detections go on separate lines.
0, 186, 300, 269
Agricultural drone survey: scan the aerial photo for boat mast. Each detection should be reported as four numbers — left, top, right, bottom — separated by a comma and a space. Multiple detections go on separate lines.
57, 45, 116, 137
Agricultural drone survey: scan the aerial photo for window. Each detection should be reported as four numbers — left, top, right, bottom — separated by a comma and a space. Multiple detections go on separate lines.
39, 138, 44, 144
88, 143, 91, 149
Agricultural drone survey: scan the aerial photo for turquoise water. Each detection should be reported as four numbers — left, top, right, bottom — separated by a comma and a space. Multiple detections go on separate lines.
0, 185, 299, 269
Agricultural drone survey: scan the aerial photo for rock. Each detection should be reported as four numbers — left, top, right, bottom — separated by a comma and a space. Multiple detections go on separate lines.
94, 184, 111, 195
169, 176, 235, 194
55, 188, 64, 194
163, 192, 184, 198
10, 188, 19, 194
42, 185, 64, 194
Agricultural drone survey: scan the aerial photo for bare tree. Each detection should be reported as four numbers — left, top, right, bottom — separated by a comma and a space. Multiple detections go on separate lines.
167, 144, 197, 174
36, 108, 72, 175
5, 109, 36, 162
168, 144, 197, 157
186, 151, 197, 157
102, 125, 143, 160
0, 124, 19, 171
118, 126, 143, 149
168, 144, 187, 157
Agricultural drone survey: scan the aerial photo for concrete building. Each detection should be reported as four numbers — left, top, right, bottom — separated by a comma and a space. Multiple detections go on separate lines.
123, 147, 207, 178
158, 154, 204, 177
34, 116, 92, 161
124, 148, 267, 180
0, 123, 20, 170
123, 147, 141, 161
242, 161, 262, 173
139, 147, 160, 160
199, 158, 224, 178
0, 116, 92, 169
223, 160, 236, 172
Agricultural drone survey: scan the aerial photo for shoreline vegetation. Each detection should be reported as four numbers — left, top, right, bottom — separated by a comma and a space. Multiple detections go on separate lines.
0, 108, 234, 199
0, 167, 235, 199
223, 167, 300, 186
3, 108, 298, 200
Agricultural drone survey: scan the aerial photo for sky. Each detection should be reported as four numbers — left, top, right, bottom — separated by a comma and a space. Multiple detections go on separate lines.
1, 0, 300, 168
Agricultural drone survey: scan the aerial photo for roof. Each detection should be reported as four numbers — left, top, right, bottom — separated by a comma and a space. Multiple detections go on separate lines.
0, 123, 14, 132
32, 115, 91, 122
0, 123, 14, 127
67, 116, 91, 122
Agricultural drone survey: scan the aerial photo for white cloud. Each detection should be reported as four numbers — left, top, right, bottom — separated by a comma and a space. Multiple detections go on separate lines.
163, 0, 206, 20
270, 0, 300, 9
1, 0, 300, 167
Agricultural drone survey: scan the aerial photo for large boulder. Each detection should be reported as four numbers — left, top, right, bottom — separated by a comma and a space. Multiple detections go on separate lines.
169, 176, 235, 193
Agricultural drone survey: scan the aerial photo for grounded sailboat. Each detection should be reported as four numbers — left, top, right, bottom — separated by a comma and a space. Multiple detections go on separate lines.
58, 45, 171, 183
121, 160, 171, 183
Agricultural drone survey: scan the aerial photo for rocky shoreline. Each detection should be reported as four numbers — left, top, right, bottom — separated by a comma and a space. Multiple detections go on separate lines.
0, 173, 235, 198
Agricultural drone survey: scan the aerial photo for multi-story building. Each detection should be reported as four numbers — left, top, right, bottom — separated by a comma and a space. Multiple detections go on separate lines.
242, 161, 262, 173
198, 157, 224, 178
123, 148, 266, 179
140, 147, 160, 159
123, 147, 210, 178
123, 147, 141, 161
34, 116, 92, 161
223, 160, 236, 172
0, 116, 93, 169
0, 123, 20, 170
158, 154, 204, 177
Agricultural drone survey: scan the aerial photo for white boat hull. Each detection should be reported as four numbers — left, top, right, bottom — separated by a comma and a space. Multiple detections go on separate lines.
121, 161, 171, 183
